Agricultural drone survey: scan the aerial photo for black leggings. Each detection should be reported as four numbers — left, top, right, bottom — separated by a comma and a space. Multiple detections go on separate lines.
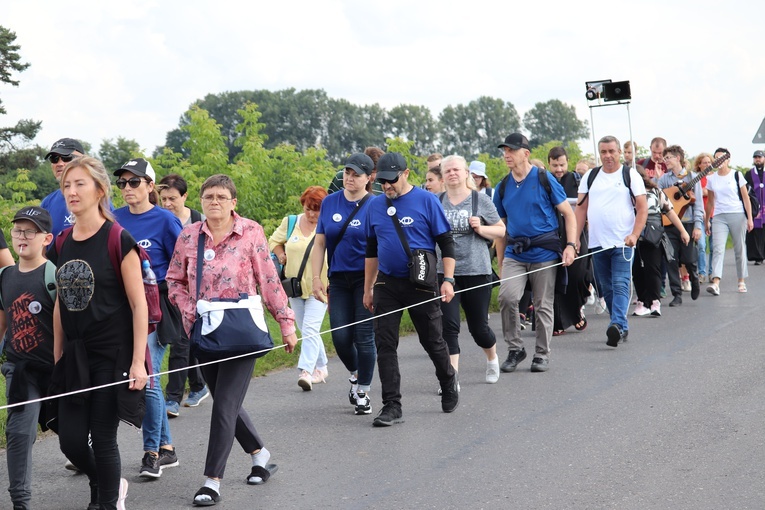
633, 240, 663, 305
440, 274, 497, 355
58, 367, 121, 510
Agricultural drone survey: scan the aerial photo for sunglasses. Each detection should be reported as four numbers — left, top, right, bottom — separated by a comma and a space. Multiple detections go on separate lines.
49, 154, 75, 164
116, 177, 144, 189
377, 172, 402, 185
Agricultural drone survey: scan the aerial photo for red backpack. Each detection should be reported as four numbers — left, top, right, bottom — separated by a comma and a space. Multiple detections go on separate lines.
54, 222, 162, 329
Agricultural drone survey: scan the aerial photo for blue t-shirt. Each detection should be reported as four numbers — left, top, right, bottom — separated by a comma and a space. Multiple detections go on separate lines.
40, 190, 74, 240
317, 191, 376, 275
114, 205, 182, 282
366, 186, 451, 278
493, 167, 566, 263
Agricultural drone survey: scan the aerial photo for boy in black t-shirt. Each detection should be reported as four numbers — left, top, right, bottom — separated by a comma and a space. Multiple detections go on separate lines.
0, 206, 55, 510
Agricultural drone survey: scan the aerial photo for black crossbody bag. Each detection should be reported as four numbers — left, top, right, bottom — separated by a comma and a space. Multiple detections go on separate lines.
386, 197, 438, 289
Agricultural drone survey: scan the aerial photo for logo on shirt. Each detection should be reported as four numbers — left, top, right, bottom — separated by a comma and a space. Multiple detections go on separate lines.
57, 259, 95, 312
349, 219, 361, 227
137, 239, 152, 249
399, 216, 414, 226
64, 213, 75, 226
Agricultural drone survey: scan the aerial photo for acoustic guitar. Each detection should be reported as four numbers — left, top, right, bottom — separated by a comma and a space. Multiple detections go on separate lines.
661, 153, 730, 226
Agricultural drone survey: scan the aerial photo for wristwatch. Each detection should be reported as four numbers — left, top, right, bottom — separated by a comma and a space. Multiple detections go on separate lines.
443, 277, 455, 284
566, 242, 576, 249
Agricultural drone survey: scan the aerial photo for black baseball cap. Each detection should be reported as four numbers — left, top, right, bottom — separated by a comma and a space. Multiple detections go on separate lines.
13, 206, 53, 233
753, 150, 764, 158
114, 158, 156, 182
498, 133, 530, 151
375, 153, 408, 181
45, 138, 85, 159
345, 153, 375, 175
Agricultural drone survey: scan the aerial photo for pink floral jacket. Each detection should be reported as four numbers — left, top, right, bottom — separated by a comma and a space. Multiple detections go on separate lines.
166, 212, 295, 337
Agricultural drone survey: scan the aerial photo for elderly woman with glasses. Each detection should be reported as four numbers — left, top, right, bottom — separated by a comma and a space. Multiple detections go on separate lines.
167, 174, 297, 506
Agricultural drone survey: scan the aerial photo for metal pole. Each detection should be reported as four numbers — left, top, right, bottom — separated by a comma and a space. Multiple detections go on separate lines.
590, 105, 598, 164
626, 102, 635, 170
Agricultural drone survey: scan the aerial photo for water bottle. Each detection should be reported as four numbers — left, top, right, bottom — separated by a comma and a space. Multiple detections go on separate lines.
142, 259, 157, 285
142, 259, 161, 324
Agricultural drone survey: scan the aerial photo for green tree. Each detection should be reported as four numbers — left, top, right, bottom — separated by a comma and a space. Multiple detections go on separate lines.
522, 99, 589, 148
99, 136, 142, 172
0, 26, 41, 155
382, 104, 438, 157
439, 97, 520, 158
530, 140, 584, 171
3, 168, 37, 203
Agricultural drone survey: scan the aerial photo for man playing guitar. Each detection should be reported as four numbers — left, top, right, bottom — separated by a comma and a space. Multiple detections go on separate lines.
657, 145, 704, 306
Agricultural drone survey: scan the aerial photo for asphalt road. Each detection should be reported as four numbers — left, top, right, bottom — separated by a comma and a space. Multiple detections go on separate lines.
2, 250, 764, 509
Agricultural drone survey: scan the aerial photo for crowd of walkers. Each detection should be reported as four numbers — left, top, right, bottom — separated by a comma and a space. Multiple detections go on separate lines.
1, 134, 762, 509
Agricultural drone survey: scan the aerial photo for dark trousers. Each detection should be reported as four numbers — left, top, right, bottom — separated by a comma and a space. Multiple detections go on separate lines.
199, 356, 263, 479
439, 274, 496, 354
633, 240, 663, 304
372, 274, 455, 408
58, 367, 120, 510
666, 223, 698, 298
165, 331, 205, 403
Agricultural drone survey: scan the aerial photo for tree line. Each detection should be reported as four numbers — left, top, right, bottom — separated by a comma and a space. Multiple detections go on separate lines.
159, 89, 590, 164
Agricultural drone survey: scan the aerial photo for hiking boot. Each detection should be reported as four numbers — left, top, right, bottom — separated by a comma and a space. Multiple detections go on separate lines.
158, 447, 179, 470
139, 452, 161, 478
500, 348, 527, 373
166, 400, 180, 418
440, 374, 459, 413
354, 391, 372, 415
373, 403, 404, 427
183, 386, 209, 407
606, 324, 622, 347
530, 357, 549, 372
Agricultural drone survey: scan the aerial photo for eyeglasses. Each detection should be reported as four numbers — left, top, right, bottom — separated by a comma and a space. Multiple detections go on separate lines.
663, 155, 676, 162
116, 178, 144, 189
201, 195, 233, 204
11, 228, 41, 240
377, 173, 402, 185
49, 154, 74, 164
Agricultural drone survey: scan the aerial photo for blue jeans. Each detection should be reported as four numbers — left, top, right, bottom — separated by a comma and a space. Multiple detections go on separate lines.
592, 247, 634, 332
329, 271, 376, 391
143, 332, 172, 452
697, 232, 707, 276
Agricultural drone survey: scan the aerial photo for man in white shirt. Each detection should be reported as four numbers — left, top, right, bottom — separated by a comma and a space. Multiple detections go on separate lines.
574, 136, 648, 347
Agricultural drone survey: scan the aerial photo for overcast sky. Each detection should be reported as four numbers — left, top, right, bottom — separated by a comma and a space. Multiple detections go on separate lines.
4, 0, 765, 168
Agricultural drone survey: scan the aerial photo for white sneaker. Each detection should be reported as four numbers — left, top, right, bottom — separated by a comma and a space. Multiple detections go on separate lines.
595, 297, 607, 315
117, 478, 128, 510
706, 283, 720, 296
586, 287, 596, 306
650, 300, 662, 317
681, 279, 691, 292
297, 370, 313, 391
632, 301, 650, 316
485, 359, 500, 384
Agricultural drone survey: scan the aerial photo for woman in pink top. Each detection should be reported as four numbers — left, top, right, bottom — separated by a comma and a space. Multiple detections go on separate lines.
166, 174, 297, 506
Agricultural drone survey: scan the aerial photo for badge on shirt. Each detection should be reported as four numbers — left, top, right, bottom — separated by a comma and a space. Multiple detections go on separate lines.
204, 249, 215, 261
28, 301, 42, 314
332, 213, 342, 222
387, 206, 396, 216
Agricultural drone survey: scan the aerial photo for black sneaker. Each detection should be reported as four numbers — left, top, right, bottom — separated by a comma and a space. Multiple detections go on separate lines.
372, 403, 404, 427
354, 391, 372, 415
606, 324, 626, 347
158, 447, 179, 469
348, 374, 358, 405
669, 296, 682, 307
440, 374, 459, 413
530, 357, 549, 372
500, 348, 527, 373
691, 276, 700, 300
139, 451, 161, 478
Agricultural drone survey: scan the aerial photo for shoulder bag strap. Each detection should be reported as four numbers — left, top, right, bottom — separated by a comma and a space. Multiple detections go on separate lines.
471, 189, 478, 217
195, 224, 206, 302
295, 236, 316, 282
386, 197, 412, 258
